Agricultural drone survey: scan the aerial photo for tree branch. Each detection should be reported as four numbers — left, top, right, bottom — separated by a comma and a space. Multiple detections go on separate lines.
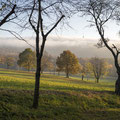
0, 28, 35, 48
29, 0, 37, 33
39, 0, 44, 37
45, 15, 65, 37
0, 4, 16, 27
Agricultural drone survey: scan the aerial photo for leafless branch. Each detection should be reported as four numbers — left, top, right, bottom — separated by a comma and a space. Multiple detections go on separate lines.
29, 0, 37, 33
0, 28, 35, 48
0, 4, 16, 27
45, 15, 65, 37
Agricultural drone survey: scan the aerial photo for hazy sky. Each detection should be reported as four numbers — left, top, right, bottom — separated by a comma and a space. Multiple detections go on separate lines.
0, 14, 120, 41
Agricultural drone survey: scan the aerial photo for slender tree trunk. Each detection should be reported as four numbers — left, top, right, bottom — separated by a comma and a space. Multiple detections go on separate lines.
41, 70, 43, 74
33, 56, 41, 108
32, 32, 41, 108
28, 66, 30, 72
81, 75, 84, 81
28, 63, 30, 72
96, 78, 99, 83
33, 35, 46, 108
66, 72, 69, 78
115, 73, 120, 95
7, 64, 9, 69
114, 56, 120, 95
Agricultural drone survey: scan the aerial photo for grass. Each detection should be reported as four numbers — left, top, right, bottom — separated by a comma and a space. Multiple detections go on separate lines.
0, 68, 120, 120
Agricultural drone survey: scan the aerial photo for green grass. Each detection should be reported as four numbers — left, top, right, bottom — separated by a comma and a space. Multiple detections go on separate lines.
0, 68, 120, 120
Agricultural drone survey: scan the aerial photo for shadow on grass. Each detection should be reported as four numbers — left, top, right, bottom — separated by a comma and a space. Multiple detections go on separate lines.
0, 81, 34, 90
0, 79, 115, 95
0, 88, 119, 120
41, 83, 115, 95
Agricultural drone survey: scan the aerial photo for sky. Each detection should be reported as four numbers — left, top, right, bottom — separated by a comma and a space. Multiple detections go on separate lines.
1, 14, 120, 40
0, 12, 120, 58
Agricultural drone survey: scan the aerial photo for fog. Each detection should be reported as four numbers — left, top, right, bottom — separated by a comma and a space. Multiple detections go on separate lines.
0, 36, 119, 58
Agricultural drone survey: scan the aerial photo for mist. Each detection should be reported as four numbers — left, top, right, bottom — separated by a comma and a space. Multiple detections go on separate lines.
0, 36, 118, 58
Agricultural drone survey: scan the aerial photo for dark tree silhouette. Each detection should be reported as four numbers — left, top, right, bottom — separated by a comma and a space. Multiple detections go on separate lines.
76, 0, 120, 94
28, 0, 70, 108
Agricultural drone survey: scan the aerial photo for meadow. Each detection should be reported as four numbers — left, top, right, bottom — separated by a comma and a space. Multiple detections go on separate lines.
0, 68, 120, 120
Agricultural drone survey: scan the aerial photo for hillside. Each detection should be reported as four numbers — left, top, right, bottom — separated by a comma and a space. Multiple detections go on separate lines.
0, 69, 120, 120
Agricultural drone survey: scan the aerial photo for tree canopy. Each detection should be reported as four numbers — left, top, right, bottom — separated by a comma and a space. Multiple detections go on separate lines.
41, 51, 54, 73
5, 56, 15, 69
17, 48, 36, 71
87, 57, 110, 83
56, 50, 81, 78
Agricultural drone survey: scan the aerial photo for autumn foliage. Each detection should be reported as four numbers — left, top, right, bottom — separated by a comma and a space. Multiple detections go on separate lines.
56, 50, 81, 78
17, 48, 36, 71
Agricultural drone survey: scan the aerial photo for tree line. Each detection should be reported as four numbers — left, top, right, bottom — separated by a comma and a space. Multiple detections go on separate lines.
0, 48, 115, 83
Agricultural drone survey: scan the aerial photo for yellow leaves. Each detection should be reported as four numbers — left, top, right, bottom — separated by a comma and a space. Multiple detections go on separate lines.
56, 50, 80, 75
87, 57, 111, 81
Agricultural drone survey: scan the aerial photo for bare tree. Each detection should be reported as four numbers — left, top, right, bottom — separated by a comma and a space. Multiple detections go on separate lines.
41, 51, 54, 73
79, 58, 88, 81
25, 0, 74, 108
88, 57, 109, 83
76, 0, 120, 94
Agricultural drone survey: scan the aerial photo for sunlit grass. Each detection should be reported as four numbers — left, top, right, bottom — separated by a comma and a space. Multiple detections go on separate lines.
0, 68, 115, 92
0, 68, 120, 120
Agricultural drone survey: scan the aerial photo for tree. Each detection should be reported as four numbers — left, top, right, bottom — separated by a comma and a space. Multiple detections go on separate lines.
87, 57, 110, 83
5, 56, 15, 69
0, 0, 16, 27
75, 0, 120, 94
17, 48, 36, 71
56, 50, 81, 78
79, 58, 89, 81
9, 0, 75, 108
0, 56, 5, 64
41, 51, 54, 73
25, 0, 74, 108
80, 65, 88, 81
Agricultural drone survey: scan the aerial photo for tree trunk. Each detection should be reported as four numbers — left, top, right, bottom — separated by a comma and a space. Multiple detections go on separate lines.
7, 64, 9, 69
32, 34, 46, 108
32, 32, 41, 108
96, 78, 99, 83
114, 57, 120, 95
32, 57, 41, 108
66, 72, 69, 78
29, 0, 64, 109
81, 75, 84, 81
28, 67, 30, 72
115, 74, 120, 95
28, 63, 30, 72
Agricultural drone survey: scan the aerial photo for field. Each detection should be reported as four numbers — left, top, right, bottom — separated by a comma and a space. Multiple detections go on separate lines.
0, 68, 120, 120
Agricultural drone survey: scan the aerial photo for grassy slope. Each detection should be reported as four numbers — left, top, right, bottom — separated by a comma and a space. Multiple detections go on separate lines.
0, 68, 120, 120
